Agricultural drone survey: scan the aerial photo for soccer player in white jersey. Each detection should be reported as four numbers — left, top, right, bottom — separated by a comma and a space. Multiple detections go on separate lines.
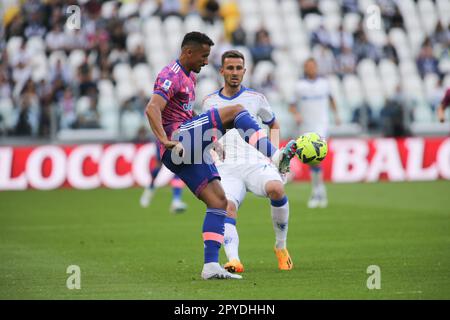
202, 50, 293, 273
289, 58, 341, 208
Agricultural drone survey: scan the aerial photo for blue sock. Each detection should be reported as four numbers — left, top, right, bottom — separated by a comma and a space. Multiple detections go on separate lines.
234, 110, 277, 157
202, 208, 226, 264
172, 186, 182, 201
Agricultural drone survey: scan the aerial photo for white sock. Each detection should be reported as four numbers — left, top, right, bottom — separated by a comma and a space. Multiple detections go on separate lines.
271, 197, 289, 249
224, 218, 240, 261
311, 166, 323, 197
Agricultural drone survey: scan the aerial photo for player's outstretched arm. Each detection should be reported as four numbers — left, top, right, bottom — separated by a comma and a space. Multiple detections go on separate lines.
329, 96, 341, 126
145, 95, 183, 153
288, 103, 302, 125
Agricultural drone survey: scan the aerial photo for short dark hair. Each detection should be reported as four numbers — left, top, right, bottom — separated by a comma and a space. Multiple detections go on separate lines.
221, 50, 245, 65
181, 32, 214, 48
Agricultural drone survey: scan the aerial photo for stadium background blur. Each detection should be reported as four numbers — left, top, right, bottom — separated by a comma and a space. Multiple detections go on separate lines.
0, 0, 449, 143
1, 0, 450, 300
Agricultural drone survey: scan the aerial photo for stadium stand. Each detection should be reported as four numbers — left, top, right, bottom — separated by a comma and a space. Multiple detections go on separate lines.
0, 0, 448, 141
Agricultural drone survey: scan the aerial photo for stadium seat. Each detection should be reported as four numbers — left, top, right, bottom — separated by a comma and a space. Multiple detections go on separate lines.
31, 54, 48, 82
139, 0, 158, 18
113, 63, 133, 83
101, 1, 116, 19
361, 76, 385, 111
238, 0, 259, 16
402, 74, 427, 107
143, 16, 162, 37
48, 50, 67, 68
118, 1, 139, 19
261, 0, 277, 15
343, 13, 361, 34
424, 73, 439, 100
323, 13, 341, 33
196, 78, 220, 106
126, 32, 144, 54
304, 14, 323, 34
68, 49, 86, 74
443, 74, 450, 89
26, 36, 45, 56
319, 0, 340, 15
132, 63, 153, 93
327, 74, 351, 122
343, 74, 364, 109
120, 110, 142, 139
280, 0, 299, 17
378, 59, 400, 98
357, 59, 377, 79
241, 13, 262, 36
0, 98, 15, 130
184, 14, 205, 34
436, 0, 450, 26
116, 81, 137, 105
6, 36, 23, 61
163, 16, 183, 35
99, 110, 119, 133
358, 0, 376, 13
438, 57, 450, 75
252, 61, 276, 88
76, 96, 91, 116
418, 0, 438, 36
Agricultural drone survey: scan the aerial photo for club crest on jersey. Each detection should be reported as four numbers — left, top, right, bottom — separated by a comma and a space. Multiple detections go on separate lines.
162, 79, 172, 92
182, 102, 193, 111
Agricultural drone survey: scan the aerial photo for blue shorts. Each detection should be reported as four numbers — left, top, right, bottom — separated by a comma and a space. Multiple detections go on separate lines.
161, 108, 224, 196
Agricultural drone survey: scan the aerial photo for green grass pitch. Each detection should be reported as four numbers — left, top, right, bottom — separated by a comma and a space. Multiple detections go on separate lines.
1, 181, 449, 299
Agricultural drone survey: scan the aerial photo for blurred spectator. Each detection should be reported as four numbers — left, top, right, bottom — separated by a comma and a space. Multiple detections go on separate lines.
24, 11, 47, 39
49, 58, 71, 85
298, 0, 322, 18
250, 28, 275, 66
353, 32, 381, 63
312, 44, 336, 76
0, 71, 12, 99
74, 95, 100, 129
202, 0, 221, 25
416, 39, 440, 78
382, 38, 399, 65
430, 21, 450, 49
77, 57, 98, 97
380, 98, 410, 137
220, 0, 241, 41
15, 80, 41, 136
429, 77, 446, 116
341, 0, 360, 14
231, 22, 247, 46
311, 23, 331, 48
45, 23, 66, 52
129, 45, 147, 67
155, 0, 183, 20
351, 100, 379, 131
334, 25, 354, 55
336, 46, 357, 78
380, 85, 411, 137
377, 0, 403, 31
59, 87, 76, 129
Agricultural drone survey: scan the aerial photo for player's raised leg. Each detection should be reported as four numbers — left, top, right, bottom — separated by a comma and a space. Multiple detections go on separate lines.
265, 180, 293, 270
216, 105, 298, 174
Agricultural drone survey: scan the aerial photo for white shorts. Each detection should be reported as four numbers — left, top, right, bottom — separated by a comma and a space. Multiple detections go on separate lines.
217, 161, 283, 209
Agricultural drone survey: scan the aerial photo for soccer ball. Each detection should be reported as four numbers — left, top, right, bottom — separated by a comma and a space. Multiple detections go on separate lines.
295, 132, 328, 165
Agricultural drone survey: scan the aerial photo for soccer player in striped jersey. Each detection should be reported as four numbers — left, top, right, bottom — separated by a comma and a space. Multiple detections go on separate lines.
289, 58, 341, 208
145, 32, 298, 280
202, 50, 294, 273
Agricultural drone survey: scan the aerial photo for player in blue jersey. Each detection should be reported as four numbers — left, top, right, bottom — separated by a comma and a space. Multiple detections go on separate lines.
145, 32, 298, 280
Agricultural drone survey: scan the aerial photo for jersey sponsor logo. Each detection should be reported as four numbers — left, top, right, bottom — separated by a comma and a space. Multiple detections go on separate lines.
162, 79, 172, 92
182, 102, 193, 111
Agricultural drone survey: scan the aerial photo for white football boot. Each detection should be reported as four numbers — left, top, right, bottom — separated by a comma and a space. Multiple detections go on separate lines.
170, 199, 187, 213
201, 262, 242, 280
140, 188, 154, 208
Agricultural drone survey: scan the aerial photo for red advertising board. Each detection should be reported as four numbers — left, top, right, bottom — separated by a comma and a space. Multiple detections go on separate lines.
1, 137, 449, 190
